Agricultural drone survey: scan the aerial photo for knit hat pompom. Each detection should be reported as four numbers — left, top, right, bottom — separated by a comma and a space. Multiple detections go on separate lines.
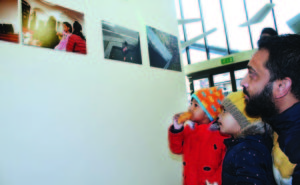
222, 91, 259, 130
191, 87, 224, 121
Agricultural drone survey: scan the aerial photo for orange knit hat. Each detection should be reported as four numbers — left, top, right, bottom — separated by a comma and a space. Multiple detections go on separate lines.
191, 87, 224, 121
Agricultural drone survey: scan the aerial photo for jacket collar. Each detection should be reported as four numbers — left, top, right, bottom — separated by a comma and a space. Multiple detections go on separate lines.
224, 135, 265, 148
265, 102, 300, 135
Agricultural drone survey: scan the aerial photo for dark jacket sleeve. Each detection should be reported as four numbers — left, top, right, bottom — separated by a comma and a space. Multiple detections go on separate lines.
234, 149, 271, 185
168, 125, 184, 154
293, 164, 300, 184
282, 133, 300, 184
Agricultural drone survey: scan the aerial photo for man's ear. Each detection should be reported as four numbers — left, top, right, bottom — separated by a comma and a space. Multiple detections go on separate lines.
273, 77, 292, 99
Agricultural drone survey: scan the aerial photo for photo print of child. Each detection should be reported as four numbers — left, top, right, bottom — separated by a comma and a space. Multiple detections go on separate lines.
146, 26, 181, 72
22, 0, 86, 54
0, 0, 19, 43
102, 20, 142, 65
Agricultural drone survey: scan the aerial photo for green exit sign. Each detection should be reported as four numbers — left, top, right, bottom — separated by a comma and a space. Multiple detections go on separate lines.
221, 57, 234, 65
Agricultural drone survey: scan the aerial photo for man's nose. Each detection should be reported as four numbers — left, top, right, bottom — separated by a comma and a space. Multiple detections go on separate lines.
240, 75, 249, 88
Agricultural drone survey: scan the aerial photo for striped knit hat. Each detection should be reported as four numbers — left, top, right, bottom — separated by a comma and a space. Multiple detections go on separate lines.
191, 87, 224, 121
222, 91, 259, 130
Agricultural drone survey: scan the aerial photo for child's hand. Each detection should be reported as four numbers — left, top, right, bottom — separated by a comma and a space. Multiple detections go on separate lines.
205, 180, 218, 185
185, 120, 195, 130
173, 113, 184, 130
178, 112, 192, 124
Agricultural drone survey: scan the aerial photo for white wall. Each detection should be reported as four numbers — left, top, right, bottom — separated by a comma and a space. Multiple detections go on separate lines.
0, 0, 188, 185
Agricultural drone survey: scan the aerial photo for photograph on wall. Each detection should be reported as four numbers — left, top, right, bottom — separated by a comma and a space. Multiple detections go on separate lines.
146, 26, 181, 72
102, 20, 142, 65
21, 0, 87, 54
0, 0, 19, 43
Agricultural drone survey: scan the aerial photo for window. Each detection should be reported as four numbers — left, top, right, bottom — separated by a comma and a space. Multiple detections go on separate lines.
210, 53, 223, 59
222, 0, 252, 52
234, 68, 248, 91
186, 76, 192, 102
176, 0, 185, 43
189, 48, 207, 64
175, 0, 182, 19
213, 72, 232, 96
184, 22, 205, 44
246, 0, 275, 48
174, 0, 291, 68
181, 0, 207, 63
193, 78, 209, 91
178, 25, 185, 41
181, 0, 201, 19
200, 0, 228, 58
273, 0, 300, 34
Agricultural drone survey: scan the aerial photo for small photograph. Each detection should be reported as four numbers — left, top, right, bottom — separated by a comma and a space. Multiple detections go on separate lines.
102, 20, 142, 65
146, 26, 181, 72
22, 0, 87, 54
0, 0, 19, 43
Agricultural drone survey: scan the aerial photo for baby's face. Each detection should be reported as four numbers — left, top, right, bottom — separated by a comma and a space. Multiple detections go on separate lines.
217, 107, 241, 135
188, 99, 208, 123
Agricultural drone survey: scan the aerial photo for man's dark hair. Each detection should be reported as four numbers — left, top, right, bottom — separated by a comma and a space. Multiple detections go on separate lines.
261, 27, 278, 37
258, 34, 300, 100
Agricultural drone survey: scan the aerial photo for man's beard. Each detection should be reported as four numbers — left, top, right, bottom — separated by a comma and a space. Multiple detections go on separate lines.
243, 82, 279, 121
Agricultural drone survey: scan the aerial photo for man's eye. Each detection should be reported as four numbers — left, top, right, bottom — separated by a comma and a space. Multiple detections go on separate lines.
195, 104, 198, 107
223, 108, 226, 112
249, 71, 256, 78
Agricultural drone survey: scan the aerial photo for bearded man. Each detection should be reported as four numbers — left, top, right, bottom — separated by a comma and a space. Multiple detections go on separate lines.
241, 34, 300, 184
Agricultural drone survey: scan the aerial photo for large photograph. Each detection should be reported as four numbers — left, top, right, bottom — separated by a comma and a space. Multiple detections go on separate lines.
0, 0, 19, 43
146, 26, 181, 72
22, 0, 86, 54
102, 20, 142, 65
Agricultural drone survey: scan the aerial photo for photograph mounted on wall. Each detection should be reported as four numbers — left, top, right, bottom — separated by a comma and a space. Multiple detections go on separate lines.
102, 20, 142, 65
146, 26, 181, 72
21, 0, 87, 54
0, 0, 20, 43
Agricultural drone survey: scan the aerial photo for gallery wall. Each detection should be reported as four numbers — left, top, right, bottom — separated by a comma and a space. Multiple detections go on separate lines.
0, 0, 188, 184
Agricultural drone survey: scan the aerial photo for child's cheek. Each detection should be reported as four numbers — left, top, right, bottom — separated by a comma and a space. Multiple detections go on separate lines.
192, 113, 201, 122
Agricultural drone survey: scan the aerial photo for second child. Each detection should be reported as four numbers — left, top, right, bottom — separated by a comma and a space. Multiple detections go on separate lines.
217, 91, 276, 185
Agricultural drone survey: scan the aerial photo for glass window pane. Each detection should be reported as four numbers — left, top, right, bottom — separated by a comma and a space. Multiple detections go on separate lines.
185, 22, 204, 42
246, 1, 275, 48
209, 53, 223, 59
181, 0, 201, 19
184, 23, 206, 61
178, 25, 185, 41
223, 0, 252, 52
201, 0, 228, 59
186, 76, 192, 102
175, 0, 182, 19
234, 68, 248, 91
213, 72, 232, 96
193, 78, 209, 91
181, 0, 206, 63
189, 48, 207, 64
273, 0, 300, 35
